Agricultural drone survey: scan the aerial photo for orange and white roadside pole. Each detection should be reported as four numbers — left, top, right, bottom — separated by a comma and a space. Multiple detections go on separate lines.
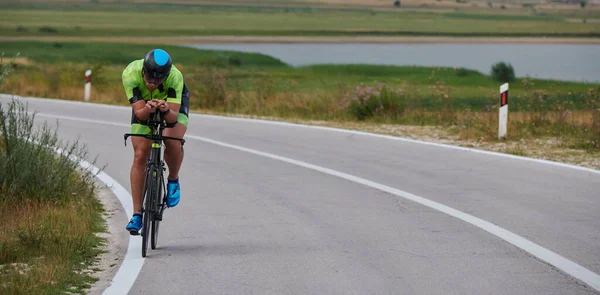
498, 83, 508, 139
84, 69, 92, 101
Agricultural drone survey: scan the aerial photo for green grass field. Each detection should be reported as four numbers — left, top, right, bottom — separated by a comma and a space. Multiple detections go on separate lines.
0, 41, 287, 67
2, 1, 600, 37
1, 41, 594, 110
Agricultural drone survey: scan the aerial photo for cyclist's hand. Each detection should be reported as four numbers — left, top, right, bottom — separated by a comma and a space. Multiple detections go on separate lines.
154, 100, 169, 112
145, 100, 158, 112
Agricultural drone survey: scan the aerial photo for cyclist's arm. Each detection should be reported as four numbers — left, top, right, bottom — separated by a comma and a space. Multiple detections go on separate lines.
122, 64, 154, 121
162, 71, 184, 124
161, 100, 179, 124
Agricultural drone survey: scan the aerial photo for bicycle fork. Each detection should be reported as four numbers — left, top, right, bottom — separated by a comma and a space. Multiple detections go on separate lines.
150, 142, 167, 221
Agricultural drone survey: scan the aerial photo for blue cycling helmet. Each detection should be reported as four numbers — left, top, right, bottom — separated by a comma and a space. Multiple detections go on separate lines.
143, 49, 172, 84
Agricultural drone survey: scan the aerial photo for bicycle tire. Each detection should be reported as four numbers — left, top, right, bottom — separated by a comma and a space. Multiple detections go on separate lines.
141, 166, 155, 258
151, 168, 165, 249
151, 219, 160, 249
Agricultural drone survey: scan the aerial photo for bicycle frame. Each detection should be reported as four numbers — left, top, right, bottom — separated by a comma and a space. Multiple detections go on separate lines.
124, 110, 185, 257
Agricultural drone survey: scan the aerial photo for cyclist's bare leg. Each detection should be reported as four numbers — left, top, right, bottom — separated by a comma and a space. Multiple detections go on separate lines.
163, 123, 187, 181
131, 137, 152, 213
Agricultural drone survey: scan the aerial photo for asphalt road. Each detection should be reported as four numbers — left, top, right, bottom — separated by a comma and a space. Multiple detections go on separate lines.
2, 95, 599, 295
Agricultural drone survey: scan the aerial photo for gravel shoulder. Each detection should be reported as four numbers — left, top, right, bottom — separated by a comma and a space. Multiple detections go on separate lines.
85, 181, 129, 295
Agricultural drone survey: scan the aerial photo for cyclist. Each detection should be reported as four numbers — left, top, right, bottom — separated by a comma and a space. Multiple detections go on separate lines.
122, 48, 190, 235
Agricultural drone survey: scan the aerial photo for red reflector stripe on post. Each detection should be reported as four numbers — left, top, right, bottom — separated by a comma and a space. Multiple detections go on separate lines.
85, 76, 91, 83
500, 91, 508, 107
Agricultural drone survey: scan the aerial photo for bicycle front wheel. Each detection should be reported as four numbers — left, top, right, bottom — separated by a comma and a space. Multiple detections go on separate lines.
151, 168, 165, 249
151, 219, 160, 249
141, 166, 156, 258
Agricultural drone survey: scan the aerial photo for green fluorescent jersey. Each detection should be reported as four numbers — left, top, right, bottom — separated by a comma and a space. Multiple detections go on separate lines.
121, 59, 184, 105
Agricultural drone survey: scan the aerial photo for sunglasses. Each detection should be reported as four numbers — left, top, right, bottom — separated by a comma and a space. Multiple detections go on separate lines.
143, 69, 167, 85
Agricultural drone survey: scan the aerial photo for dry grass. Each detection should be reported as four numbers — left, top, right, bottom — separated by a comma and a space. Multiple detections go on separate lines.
0, 197, 104, 294
2, 63, 127, 106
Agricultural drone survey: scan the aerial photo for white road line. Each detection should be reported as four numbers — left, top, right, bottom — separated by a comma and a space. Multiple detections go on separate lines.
196, 114, 600, 175
83, 162, 145, 295
34, 111, 600, 292
4, 93, 598, 175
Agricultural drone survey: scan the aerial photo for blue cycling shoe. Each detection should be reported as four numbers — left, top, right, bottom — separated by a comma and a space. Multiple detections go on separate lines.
126, 213, 143, 235
166, 179, 181, 208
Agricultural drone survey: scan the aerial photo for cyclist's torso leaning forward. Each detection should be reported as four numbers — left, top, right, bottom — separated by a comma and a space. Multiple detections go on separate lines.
122, 59, 190, 134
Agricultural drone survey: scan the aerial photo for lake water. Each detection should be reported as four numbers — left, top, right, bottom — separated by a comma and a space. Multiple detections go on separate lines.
187, 43, 600, 83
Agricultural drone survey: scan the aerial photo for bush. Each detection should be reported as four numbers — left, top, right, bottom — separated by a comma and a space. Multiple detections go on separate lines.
490, 61, 515, 83
0, 52, 19, 88
0, 100, 98, 202
344, 83, 409, 121
454, 67, 470, 77
38, 26, 58, 33
228, 56, 243, 67
197, 55, 239, 68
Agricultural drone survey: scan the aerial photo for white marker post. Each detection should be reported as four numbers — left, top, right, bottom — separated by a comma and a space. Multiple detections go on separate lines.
84, 69, 92, 102
498, 83, 509, 139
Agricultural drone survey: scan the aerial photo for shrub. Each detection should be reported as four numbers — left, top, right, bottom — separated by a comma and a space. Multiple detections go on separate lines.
197, 55, 242, 68
343, 82, 409, 121
228, 56, 243, 67
0, 52, 19, 87
39, 26, 58, 33
0, 100, 98, 202
491, 61, 515, 83
454, 67, 470, 77
586, 87, 600, 149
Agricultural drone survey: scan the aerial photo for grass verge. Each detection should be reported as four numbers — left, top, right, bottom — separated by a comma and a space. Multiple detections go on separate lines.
0, 197, 105, 295
0, 57, 105, 294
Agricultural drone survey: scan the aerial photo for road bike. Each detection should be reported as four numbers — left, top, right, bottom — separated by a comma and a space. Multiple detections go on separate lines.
124, 111, 185, 257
